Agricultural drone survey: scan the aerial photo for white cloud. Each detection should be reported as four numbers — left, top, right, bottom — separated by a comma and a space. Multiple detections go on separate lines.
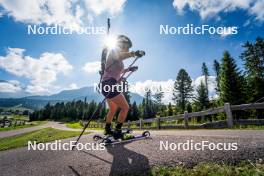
0, 0, 84, 29
25, 84, 48, 94
243, 19, 251, 27
192, 75, 217, 99
0, 0, 126, 28
83, 61, 101, 74
69, 83, 78, 89
0, 80, 22, 93
172, 0, 264, 22
84, 0, 126, 16
130, 76, 217, 104
130, 79, 175, 104
250, 0, 264, 21
0, 48, 73, 94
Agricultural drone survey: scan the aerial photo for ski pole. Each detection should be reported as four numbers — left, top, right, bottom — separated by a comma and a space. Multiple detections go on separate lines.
71, 97, 107, 150
71, 56, 141, 150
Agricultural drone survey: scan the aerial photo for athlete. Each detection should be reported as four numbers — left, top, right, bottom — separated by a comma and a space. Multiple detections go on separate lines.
101, 35, 144, 139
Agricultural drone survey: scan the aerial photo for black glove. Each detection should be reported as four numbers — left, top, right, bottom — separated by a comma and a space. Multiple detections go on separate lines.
134, 50, 145, 57
128, 66, 138, 72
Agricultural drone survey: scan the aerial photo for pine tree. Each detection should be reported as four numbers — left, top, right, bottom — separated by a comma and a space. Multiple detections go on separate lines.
43, 103, 51, 119
130, 101, 140, 121
213, 60, 221, 95
142, 90, 157, 119
241, 37, 264, 102
153, 86, 164, 105
219, 51, 245, 105
172, 69, 194, 112
87, 100, 97, 120
167, 102, 173, 116
186, 103, 192, 113
153, 86, 164, 116
202, 63, 209, 96
195, 81, 209, 111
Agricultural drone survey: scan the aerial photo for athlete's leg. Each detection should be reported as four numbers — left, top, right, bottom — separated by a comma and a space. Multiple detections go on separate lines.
108, 93, 129, 139
109, 93, 129, 123
105, 99, 118, 123
104, 99, 118, 135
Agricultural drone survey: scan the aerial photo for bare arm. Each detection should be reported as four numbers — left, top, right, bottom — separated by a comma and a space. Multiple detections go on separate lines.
118, 51, 135, 61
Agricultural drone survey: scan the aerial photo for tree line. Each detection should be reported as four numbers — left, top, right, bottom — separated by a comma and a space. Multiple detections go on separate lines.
30, 37, 264, 122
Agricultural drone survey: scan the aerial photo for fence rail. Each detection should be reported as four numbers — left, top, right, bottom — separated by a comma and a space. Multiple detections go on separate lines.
84, 102, 264, 129
124, 102, 264, 129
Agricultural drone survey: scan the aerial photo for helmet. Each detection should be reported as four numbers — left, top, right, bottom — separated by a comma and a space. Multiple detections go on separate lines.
117, 35, 132, 48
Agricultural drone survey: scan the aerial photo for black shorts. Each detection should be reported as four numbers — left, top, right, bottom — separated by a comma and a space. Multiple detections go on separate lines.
101, 78, 121, 99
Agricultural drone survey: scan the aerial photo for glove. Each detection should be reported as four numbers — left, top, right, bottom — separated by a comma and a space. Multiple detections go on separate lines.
128, 66, 138, 72
134, 50, 145, 57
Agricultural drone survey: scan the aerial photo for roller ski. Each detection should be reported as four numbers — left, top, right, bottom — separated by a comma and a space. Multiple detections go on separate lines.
93, 129, 150, 146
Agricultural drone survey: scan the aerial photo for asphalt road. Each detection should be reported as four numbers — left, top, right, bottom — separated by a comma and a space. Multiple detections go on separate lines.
1, 130, 264, 176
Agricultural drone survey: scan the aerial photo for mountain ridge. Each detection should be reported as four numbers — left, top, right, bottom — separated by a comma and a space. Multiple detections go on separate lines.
0, 86, 143, 110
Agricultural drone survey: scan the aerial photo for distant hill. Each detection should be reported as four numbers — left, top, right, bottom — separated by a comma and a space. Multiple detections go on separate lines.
0, 104, 33, 112
25, 87, 99, 101
0, 87, 143, 110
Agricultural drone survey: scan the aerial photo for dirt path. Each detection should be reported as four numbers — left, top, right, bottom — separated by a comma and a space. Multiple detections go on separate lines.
0, 121, 98, 138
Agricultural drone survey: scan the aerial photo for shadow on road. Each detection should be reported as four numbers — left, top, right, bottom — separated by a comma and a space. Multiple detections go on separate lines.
106, 142, 150, 176
71, 141, 150, 176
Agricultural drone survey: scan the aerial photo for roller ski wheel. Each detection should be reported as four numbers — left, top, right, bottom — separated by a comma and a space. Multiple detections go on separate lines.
142, 131, 150, 137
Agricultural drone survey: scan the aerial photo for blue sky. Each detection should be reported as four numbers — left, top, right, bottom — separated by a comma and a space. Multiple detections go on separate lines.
0, 0, 264, 101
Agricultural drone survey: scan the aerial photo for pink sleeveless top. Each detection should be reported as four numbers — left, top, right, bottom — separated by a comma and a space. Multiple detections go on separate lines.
102, 50, 124, 81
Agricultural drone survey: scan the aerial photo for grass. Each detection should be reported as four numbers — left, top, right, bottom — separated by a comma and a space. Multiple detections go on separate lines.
66, 120, 264, 131
11, 115, 29, 121
0, 127, 89, 151
0, 121, 47, 132
66, 121, 83, 129
233, 125, 264, 130
150, 162, 264, 176
65, 121, 103, 130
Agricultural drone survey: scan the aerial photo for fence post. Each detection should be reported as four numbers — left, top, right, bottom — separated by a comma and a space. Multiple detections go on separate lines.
128, 120, 131, 129
184, 111, 189, 128
224, 103, 233, 128
156, 118, 161, 130
139, 119, 142, 130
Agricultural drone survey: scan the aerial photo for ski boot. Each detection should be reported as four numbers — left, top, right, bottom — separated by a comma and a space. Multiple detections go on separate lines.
104, 124, 114, 136
113, 129, 123, 140
113, 129, 134, 140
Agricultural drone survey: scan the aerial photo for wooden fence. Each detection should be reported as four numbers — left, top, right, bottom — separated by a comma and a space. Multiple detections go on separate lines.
0, 119, 27, 128
85, 102, 264, 129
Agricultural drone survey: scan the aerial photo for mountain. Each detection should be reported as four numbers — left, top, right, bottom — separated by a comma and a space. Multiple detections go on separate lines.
26, 87, 99, 101
0, 91, 31, 99
0, 87, 143, 110
0, 80, 31, 98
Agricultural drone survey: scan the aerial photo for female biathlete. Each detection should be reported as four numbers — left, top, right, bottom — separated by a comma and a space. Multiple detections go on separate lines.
101, 35, 144, 139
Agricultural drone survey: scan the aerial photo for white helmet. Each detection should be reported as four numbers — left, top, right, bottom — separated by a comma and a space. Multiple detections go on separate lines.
117, 35, 132, 48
